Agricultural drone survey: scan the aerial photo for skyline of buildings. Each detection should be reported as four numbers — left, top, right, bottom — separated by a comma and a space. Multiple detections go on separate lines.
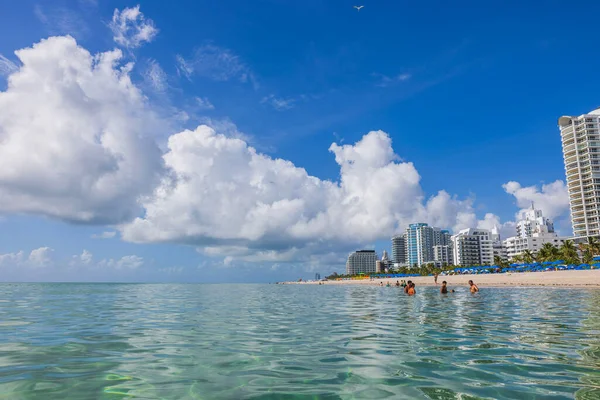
346, 205, 569, 273
344, 107, 600, 273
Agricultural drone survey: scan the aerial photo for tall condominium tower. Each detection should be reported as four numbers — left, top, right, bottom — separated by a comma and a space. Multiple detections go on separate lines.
559, 108, 600, 237
406, 223, 434, 267
391, 234, 407, 266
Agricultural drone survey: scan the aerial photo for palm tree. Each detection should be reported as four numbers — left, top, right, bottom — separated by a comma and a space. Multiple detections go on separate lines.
512, 254, 524, 263
493, 255, 508, 269
522, 249, 536, 264
589, 236, 600, 256
538, 242, 560, 262
579, 236, 600, 260
560, 240, 580, 265
582, 247, 594, 264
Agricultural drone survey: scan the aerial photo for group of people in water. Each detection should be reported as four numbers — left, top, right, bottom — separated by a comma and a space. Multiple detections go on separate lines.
379, 279, 479, 295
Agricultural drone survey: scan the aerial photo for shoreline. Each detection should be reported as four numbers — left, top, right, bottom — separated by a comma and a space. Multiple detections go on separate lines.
283, 270, 600, 288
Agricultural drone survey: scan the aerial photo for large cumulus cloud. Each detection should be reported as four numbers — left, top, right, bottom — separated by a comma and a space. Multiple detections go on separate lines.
0, 36, 164, 223
0, 36, 571, 266
119, 126, 490, 262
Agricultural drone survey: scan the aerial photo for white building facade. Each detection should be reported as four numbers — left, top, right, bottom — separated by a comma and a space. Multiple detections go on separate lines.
452, 228, 494, 266
346, 250, 378, 275
559, 108, 600, 237
502, 206, 566, 260
503, 235, 565, 260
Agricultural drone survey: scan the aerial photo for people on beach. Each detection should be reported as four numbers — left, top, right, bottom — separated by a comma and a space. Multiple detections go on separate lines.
407, 282, 416, 296
468, 280, 479, 293
404, 280, 413, 294
440, 281, 448, 294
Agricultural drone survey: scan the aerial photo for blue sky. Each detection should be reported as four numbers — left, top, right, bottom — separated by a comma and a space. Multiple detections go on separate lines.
0, 0, 599, 282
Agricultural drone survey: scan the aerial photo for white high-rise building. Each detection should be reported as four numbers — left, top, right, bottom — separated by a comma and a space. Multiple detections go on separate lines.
346, 250, 378, 275
502, 206, 566, 260
516, 203, 555, 238
559, 108, 600, 237
451, 228, 494, 266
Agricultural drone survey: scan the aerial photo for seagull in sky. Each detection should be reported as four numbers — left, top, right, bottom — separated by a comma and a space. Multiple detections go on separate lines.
354, 6, 364, 11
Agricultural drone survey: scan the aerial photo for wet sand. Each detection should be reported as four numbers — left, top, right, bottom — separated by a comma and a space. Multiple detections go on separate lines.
287, 270, 600, 288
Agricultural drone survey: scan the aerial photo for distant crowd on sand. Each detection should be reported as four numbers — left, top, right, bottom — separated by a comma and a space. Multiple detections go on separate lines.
379, 274, 480, 296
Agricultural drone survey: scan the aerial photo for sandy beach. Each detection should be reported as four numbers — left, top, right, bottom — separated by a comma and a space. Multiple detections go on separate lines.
287, 270, 600, 288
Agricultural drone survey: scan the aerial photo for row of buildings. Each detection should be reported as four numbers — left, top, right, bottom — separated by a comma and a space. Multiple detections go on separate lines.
345, 106, 600, 275
346, 205, 565, 274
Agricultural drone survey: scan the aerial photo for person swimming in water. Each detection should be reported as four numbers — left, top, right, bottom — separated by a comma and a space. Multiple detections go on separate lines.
404, 280, 412, 294
407, 282, 416, 296
468, 280, 479, 293
395, 280, 400, 287
440, 281, 448, 294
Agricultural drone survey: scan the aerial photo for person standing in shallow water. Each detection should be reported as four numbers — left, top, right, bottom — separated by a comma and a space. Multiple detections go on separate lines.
404, 280, 412, 294
469, 280, 479, 293
434, 273, 439, 285
407, 283, 416, 296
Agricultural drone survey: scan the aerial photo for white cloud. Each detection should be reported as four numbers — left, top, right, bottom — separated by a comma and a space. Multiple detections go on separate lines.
70, 249, 93, 266
0, 55, 18, 76
109, 5, 158, 49
195, 97, 215, 110
261, 94, 295, 111
98, 255, 144, 270
175, 54, 193, 80
143, 59, 168, 92
0, 36, 164, 224
70, 250, 142, 270
502, 180, 569, 220
91, 231, 117, 239
120, 127, 492, 263
0, 247, 54, 268
373, 73, 412, 87
176, 44, 257, 87
34, 5, 89, 38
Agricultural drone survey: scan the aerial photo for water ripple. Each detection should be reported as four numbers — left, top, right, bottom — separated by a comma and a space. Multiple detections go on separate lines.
0, 284, 599, 399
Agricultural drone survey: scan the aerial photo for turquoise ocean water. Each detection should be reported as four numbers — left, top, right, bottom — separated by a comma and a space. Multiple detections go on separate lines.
0, 283, 599, 399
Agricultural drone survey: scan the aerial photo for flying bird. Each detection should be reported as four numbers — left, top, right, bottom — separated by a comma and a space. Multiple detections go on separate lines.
354, 5, 364, 11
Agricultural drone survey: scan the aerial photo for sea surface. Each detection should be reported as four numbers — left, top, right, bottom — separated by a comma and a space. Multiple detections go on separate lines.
0, 283, 599, 399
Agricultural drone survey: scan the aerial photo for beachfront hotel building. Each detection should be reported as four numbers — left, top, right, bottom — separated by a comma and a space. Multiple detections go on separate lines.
502, 205, 566, 260
346, 250, 378, 275
406, 223, 435, 267
391, 234, 407, 267
503, 235, 565, 260
451, 228, 494, 266
559, 108, 600, 238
